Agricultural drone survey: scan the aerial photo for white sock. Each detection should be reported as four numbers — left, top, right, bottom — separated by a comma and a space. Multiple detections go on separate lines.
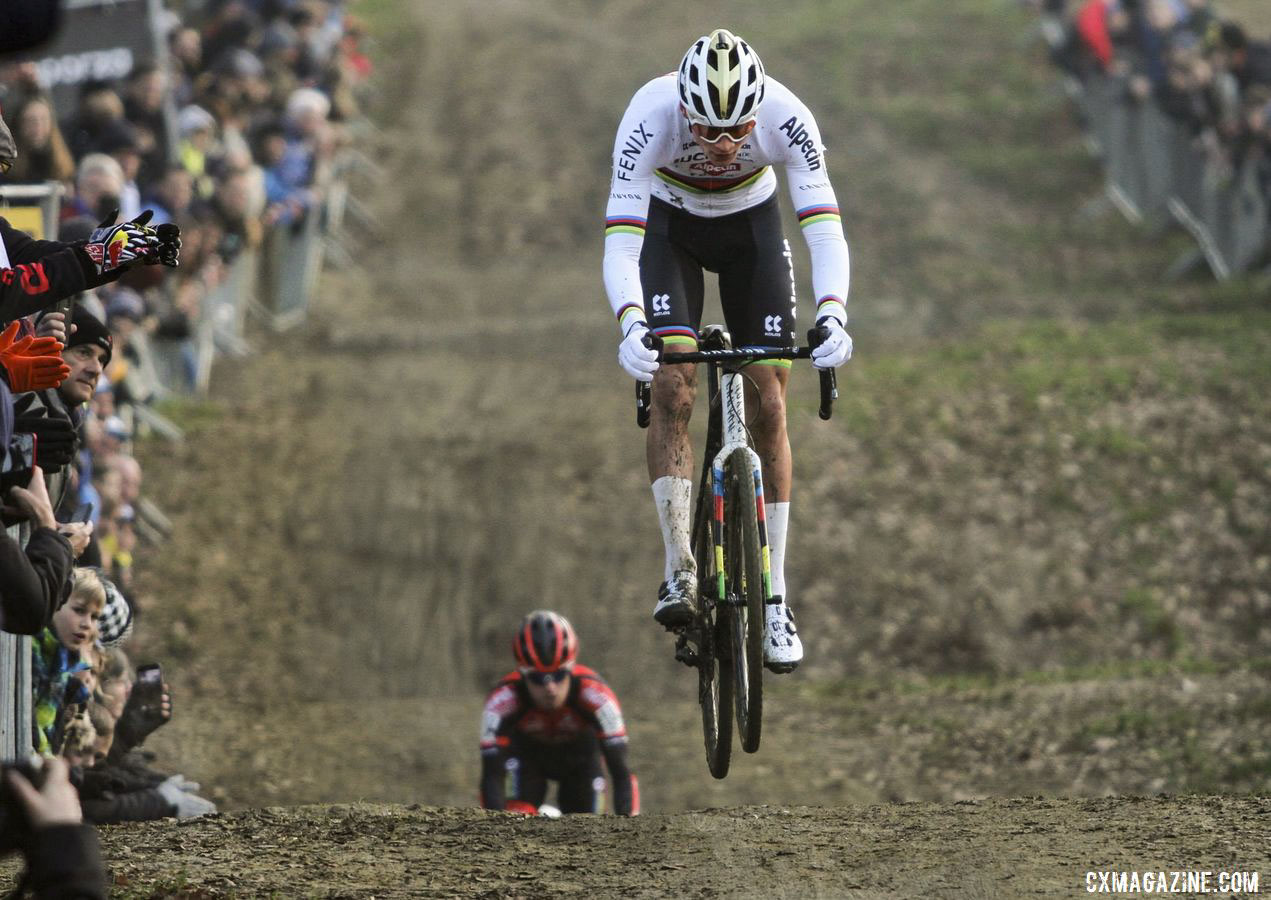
766, 501, 790, 599
652, 476, 694, 582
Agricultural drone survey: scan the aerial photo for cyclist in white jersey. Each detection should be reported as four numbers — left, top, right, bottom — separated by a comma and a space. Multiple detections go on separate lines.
603, 29, 854, 673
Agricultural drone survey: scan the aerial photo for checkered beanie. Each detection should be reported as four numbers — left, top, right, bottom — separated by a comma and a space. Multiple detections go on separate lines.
96, 575, 133, 648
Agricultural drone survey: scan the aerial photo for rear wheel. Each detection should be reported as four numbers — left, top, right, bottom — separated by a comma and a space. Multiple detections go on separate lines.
693, 462, 732, 778
699, 609, 734, 779
724, 449, 765, 753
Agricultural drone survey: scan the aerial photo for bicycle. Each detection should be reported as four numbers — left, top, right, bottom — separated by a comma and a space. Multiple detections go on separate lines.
636, 326, 836, 778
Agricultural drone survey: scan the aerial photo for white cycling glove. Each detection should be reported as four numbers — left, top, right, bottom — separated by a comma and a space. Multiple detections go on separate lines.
810, 318, 853, 370
618, 321, 660, 382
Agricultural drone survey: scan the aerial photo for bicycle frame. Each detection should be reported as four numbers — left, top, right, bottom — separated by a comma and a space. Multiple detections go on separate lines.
708, 362, 771, 606
635, 325, 837, 775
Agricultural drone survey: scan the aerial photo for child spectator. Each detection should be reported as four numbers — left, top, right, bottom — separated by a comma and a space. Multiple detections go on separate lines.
32, 567, 106, 755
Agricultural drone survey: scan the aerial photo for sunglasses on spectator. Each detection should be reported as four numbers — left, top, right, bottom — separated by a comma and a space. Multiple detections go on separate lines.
525, 669, 570, 686
690, 121, 755, 144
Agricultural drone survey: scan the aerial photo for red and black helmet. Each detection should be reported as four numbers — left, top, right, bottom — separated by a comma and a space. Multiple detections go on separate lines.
512, 610, 578, 673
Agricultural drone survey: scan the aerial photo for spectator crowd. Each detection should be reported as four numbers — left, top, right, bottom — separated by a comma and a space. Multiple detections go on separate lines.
2, 0, 372, 892
1032, 0, 1271, 270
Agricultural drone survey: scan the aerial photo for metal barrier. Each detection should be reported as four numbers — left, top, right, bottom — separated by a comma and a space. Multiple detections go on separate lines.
1070, 69, 1270, 280
254, 206, 326, 333
1, 524, 33, 760
149, 249, 257, 397
0, 183, 65, 241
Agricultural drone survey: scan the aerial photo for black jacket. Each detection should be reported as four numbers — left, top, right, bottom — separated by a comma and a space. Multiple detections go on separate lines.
10, 388, 80, 516
0, 525, 73, 634
23, 824, 107, 900
0, 217, 120, 325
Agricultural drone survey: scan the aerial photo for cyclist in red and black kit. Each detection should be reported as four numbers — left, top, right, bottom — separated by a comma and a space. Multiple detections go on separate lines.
479, 611, 639, 816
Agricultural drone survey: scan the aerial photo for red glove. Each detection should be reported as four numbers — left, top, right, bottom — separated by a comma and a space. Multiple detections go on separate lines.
0, 321, 69, 391
0, 320, 21, 352
503, 800, 539, 816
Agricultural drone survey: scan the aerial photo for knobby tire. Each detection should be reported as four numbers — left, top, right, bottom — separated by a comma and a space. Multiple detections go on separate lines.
693, 464, 732, 779
724, 449, 765, 753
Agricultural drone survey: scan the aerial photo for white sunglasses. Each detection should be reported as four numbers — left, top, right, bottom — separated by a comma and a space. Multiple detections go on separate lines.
690, 121, 755, 144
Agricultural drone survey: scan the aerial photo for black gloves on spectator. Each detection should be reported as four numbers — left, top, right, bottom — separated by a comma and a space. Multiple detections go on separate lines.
12, 412, 76, 468
113, 681, 170, 752
83, 210, 162, 277
154, 223, 181, 268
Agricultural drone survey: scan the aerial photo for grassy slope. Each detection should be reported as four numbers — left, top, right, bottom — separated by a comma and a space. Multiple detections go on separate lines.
128, 0, 1271, 812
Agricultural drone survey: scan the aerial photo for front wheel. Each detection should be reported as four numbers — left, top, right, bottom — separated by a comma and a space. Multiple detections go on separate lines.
723, 449, 765, 754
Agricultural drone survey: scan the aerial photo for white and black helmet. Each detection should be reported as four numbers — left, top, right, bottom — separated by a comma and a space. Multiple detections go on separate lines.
677, 29, 766, 128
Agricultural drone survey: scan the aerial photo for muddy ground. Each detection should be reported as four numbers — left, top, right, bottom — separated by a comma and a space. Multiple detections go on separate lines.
6, 0, 1271, 896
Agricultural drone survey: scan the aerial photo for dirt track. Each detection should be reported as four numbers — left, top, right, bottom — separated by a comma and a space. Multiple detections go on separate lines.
3, 0, 1269, 896
92, 798, 1271, 897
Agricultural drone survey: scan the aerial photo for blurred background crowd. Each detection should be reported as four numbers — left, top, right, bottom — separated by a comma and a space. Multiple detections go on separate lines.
1, 0, 371, 838
1029, 0, 1271, 277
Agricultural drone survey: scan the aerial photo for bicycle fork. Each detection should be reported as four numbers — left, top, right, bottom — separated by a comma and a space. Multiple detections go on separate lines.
708, 370, 773, 604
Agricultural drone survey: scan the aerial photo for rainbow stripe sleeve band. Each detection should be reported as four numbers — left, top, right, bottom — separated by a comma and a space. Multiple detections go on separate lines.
816, 296, 847, 323
797, 204, 841, 228
617, 303, 645, 333
605, 216, 646, 237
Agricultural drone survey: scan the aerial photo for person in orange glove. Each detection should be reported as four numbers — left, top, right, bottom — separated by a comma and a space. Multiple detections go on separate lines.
0, 320, 69, 393
10, 308, 113, 516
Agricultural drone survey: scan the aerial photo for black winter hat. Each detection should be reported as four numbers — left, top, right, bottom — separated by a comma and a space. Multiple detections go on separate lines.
67, 307, 112, 367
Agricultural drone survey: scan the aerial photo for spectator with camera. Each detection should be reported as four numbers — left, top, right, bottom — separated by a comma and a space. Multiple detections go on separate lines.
75, 652, 217, 824
1, 757, 108, 899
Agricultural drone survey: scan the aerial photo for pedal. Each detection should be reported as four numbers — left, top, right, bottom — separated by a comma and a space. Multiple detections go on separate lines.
674, 635, 699, 668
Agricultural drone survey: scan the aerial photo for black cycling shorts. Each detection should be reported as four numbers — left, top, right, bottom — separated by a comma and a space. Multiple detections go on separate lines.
639, 194, 797, 351
503, 739, 607, 814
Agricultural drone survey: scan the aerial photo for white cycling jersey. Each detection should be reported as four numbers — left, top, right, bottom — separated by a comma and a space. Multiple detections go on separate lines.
603, 73, 851, 336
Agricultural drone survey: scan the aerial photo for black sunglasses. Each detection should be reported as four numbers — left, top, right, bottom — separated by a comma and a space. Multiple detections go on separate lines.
525, 669, 570, 686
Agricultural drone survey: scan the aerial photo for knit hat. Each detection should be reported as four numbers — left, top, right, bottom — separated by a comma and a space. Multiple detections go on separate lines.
67, 307, 112, 367
96, 575, 133, 648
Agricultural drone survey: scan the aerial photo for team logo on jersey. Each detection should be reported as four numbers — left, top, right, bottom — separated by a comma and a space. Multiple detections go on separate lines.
779, 116, 822, 171
650, 294, 671, 316
688, 160, 741, 178
764, 314, 784, 336
616, 121, 654, 182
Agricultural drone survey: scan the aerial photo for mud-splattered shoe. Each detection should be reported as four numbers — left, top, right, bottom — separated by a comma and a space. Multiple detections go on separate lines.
764, 597, 802, 673
654, 571, 697, 628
